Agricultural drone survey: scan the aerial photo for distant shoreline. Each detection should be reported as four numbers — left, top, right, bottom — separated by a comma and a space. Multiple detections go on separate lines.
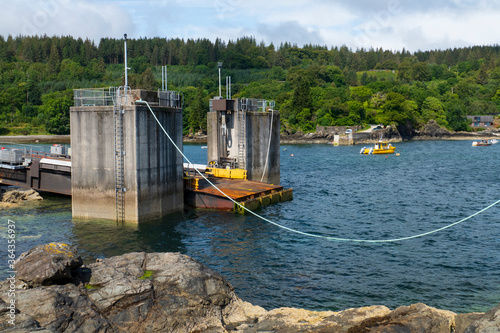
280, 134, 500, 144
1, 132, 499, 145
0, 135, 71, 144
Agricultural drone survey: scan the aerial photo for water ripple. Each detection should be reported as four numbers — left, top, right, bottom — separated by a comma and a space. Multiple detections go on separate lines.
1, 141, 500, 313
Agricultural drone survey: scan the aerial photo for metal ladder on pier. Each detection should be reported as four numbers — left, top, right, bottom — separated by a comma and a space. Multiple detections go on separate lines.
237, 99, 247, 169
113, 87, 126, 223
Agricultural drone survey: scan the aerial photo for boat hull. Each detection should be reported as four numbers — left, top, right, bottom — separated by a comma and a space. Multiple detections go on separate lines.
360, 144, 396, 155
363, 147, 396, 155
472, 142, 492, 146
371, 147, 396, 154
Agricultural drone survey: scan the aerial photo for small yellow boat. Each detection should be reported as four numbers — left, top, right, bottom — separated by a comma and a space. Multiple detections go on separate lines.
360, 141, 396, 155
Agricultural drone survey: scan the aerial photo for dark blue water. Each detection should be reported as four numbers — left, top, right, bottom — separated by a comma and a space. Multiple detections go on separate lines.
1, 140, 499, 313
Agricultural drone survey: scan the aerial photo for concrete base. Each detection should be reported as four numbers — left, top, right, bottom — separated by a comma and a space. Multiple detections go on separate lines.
246, 111, 280, 185
70, 100, 183, 224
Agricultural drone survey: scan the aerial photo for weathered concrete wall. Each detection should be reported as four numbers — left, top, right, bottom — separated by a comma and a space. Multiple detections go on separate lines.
207, 109, 280, 184
70, 102, 183, 223
246, 111, 280, 185
207, 112, 220, 164
134, 105, 184, 221
71, 106, 116, 221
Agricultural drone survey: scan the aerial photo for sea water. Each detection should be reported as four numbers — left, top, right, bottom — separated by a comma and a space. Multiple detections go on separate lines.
1, 140, 499, 313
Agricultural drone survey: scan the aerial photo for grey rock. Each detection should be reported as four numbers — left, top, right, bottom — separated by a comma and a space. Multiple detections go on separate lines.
420, 119, 453, 137
1, 249, 265, 332
0, 313, 54, 333
349, 303, 456, 333
463, 303, 500, 333
0, 283, 110, 332
237, 305, 391, 332
455, 312, 486, 333
2, 244, 500, 333
14, 243, 83, 287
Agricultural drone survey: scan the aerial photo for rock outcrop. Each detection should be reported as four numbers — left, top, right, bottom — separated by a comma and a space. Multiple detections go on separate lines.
461, 303, 500, 332
1, 244, 265, 333
14, 243, 83, 288
0, 187, 42, 204
1, 243, 500, 332
417, 119, 454, 138
413, 119, 500, 141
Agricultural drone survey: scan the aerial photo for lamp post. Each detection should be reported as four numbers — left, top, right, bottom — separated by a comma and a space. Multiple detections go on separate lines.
218, 62, 223, 98
124, 34, 128, 88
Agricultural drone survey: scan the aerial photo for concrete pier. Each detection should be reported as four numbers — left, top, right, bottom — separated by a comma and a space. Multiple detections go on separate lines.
70, 89, 183, 223
207, 98, 280, 185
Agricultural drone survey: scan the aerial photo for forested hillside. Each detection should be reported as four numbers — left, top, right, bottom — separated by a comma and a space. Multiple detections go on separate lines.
1, 35, 500, 136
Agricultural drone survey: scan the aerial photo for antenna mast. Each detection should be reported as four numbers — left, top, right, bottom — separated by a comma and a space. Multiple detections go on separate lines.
218, 62, 223, 98
124, 34, 128, 88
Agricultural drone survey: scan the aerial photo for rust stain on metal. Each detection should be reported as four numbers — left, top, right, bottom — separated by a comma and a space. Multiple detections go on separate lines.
184, 175, 293, 212
193, 177, 284, 201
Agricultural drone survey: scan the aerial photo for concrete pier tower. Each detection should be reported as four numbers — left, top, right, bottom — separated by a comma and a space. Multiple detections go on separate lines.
70, 88, 184, 223
207, 98, 280, 185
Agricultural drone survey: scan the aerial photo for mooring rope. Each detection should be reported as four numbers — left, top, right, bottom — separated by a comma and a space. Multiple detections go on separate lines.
260, 108, 274, 183
138, 100, 500, 243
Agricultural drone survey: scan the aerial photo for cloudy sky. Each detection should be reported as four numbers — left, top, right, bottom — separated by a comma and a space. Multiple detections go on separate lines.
1, 0, 499, 51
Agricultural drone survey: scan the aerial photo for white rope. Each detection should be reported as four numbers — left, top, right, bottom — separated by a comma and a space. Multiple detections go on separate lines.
138, 100, 500, 243
260, 108, 274, 183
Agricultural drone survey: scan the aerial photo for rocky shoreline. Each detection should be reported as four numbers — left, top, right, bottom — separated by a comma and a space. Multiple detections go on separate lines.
1, 243, 499, 332
182, 124, 500, 145
3, 122, 500, 146
280, 121, 500, 145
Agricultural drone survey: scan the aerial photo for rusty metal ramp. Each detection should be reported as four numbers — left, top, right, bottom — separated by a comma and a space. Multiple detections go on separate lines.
184, 176, 293, 213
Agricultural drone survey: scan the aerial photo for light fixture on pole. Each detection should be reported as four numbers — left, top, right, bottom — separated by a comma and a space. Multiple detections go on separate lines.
124, 34, 129, 88
218, 62, 223, 98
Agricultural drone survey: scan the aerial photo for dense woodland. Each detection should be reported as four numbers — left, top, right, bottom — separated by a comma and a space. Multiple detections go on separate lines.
1, 35, 500, 136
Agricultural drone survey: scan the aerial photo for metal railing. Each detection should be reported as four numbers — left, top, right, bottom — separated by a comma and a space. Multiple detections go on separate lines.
74, 88, 116, 107
209, 98, 275, 112
239, 98, 275, 112
158, 90, 182, 108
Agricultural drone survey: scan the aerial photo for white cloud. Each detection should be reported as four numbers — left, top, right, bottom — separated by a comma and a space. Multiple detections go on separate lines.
384, 9, 500, 51
328, 2, 500, 51
257, 21, 324, 47
249, 1, 356, 28
1, 0, 500, 51
0, 0, 134, 40
170, 24, 246, 44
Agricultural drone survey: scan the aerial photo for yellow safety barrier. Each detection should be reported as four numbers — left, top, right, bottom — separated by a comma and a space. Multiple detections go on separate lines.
205, 167, 247, 180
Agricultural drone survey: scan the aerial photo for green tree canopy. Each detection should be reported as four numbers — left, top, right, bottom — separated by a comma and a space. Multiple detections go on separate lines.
421, 96, 447, 126
39, 90, 73, 134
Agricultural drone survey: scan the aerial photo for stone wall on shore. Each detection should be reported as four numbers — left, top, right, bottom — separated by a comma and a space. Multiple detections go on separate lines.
1, 243, 499, 332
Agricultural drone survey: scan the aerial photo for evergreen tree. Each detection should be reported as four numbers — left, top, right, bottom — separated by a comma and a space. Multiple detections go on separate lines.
139, 68, 157, 90
187, 86, 208, 133
476, 63, 489, 85
412, 62, 431, 82
397, 58, 413, 82
47, 43, 61, 77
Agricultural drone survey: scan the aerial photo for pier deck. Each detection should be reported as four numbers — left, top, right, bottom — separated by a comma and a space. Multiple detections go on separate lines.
184, 175, 293, 213
0, 150, 293, 213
